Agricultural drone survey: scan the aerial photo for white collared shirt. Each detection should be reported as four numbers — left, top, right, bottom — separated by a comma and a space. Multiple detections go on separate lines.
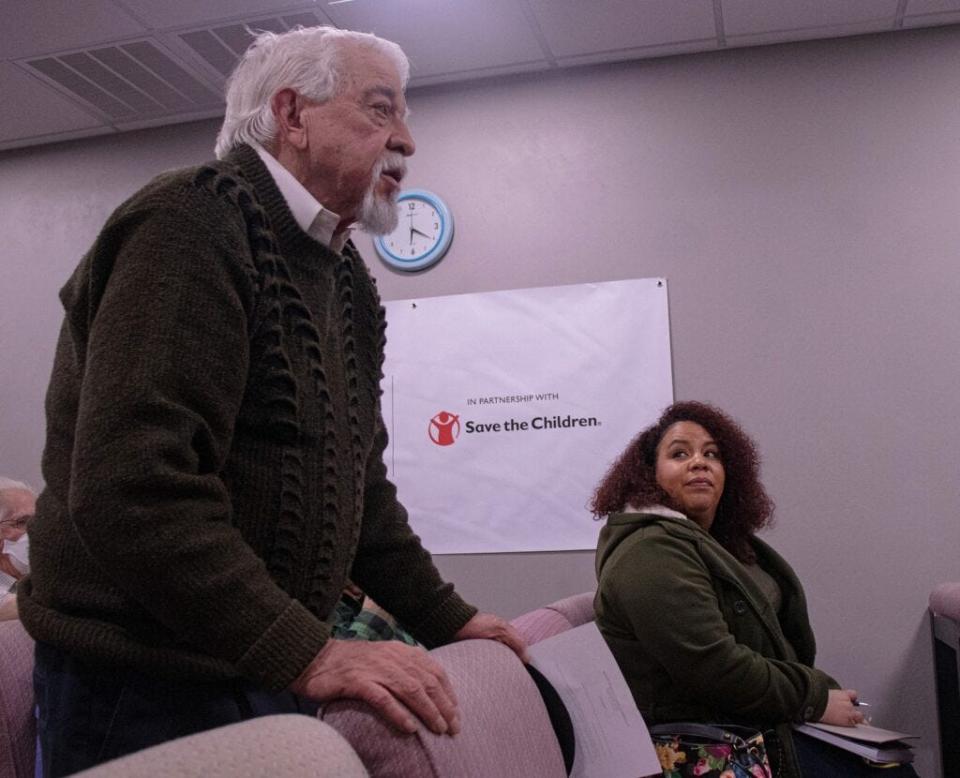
250, 142, 350, 253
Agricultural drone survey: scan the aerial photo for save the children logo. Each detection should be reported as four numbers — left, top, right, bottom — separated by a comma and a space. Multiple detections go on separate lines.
428, 408, 601, 447
428, 411, 461, 446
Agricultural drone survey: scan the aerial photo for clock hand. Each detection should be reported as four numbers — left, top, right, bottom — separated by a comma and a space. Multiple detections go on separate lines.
411, 226, 432, 239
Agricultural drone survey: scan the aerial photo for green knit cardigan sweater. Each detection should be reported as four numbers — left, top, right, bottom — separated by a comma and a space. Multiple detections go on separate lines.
19, 144, 475, 691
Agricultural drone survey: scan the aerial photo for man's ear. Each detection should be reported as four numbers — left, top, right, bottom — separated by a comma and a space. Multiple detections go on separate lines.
272, 88, 309, 150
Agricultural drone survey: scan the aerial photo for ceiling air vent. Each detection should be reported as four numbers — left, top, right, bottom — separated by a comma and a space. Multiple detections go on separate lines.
179, 11, 328, 77
24, 40, 222, 122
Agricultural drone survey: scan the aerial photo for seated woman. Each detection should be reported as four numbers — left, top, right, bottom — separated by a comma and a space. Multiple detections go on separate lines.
591, 401, 917, 778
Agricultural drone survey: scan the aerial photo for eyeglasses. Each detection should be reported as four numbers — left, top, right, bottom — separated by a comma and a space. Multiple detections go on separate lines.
0, 515, 33, 531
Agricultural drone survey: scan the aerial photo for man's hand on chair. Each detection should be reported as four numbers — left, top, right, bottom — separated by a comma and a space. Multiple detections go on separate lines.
453, 612, 529, 662
291, 640, 460, 735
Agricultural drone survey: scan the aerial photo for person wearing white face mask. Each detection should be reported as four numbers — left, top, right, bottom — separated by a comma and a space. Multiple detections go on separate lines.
0, 477, 35, 621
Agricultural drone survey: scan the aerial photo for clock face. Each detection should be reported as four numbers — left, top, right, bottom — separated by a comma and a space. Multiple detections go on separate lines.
375, 189, 453, 272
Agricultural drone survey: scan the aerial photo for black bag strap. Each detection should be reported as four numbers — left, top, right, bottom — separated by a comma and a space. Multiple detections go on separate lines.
524, 664, 576, 776
649, 722, 754, 744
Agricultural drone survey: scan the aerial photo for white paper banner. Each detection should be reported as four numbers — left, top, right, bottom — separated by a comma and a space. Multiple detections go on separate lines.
382, 278, 674, 553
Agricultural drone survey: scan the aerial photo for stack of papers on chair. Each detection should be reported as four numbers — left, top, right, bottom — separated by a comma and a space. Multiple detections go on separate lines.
792, 722, 917, 763
528, 622, 662, 778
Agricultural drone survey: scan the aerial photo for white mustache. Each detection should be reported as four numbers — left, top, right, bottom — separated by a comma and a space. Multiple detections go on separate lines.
373, 152, 407, 184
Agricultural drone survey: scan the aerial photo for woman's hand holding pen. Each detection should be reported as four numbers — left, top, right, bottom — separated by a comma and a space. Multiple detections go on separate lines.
852, 697, 872, 724
819, 689, 867, 727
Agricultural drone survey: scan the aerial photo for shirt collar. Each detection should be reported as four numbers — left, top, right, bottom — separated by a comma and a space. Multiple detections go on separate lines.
250, 141, 351, 252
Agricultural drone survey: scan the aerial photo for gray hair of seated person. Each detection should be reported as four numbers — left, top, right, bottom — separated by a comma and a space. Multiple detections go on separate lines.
0, 477, 35, 519
0, 478, 33, 494
214, 25, 410, 160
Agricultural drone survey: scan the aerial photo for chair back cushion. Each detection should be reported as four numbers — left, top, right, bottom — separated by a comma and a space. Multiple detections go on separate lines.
322, 639, 566, 778
931, 582, 960, 623
511, 591, 596, 646
0, 620, 35, 778
546, 591, 596, 629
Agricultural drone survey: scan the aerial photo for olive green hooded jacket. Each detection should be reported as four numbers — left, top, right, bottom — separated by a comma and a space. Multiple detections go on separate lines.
595, 509, 837, 778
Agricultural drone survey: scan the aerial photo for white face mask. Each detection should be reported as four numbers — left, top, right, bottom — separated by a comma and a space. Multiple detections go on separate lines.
3, 533, 29, 575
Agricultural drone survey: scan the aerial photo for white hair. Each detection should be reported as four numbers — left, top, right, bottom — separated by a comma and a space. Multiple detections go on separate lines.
0, 478, 33, 495
215, 26, 409, 159
0, 477, 35, 521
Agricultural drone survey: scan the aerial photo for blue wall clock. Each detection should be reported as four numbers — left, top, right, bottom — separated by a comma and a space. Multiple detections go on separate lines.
374, 189, 454, 272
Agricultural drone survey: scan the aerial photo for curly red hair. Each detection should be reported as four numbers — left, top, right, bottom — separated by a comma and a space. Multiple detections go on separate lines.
590, 401, 773, 562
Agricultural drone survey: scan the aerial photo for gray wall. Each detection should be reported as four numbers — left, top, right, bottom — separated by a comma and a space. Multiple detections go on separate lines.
2, 27, 957, 776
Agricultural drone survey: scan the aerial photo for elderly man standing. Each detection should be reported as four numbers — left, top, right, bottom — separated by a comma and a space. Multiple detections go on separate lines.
0, 477, 35, 620
20, 26, 525, 776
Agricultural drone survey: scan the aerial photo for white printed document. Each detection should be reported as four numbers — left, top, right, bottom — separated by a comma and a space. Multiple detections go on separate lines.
527, 622, 662, 778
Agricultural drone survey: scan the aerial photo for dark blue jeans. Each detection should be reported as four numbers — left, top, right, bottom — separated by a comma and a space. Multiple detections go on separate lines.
793, 730, 920, 777
34, 641, 318, 778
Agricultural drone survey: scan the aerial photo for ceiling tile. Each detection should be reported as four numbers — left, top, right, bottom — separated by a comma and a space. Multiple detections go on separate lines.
555, 39, 722, 68
904, 0, 960, 11
721, 0, 900, 35
903, 11, 960, 25
2, 0, 960, 152
725, 23, 895, 48
112, 107, 225, 133
528, 0, 717, 58
323, 0, 546, 78
0, 62, 103, 144
0, 0, 147, 59
116, 0, 333, 30
411, 60, 550, 89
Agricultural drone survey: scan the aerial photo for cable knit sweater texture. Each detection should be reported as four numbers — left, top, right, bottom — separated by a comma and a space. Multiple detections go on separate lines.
19, 144, 475, 691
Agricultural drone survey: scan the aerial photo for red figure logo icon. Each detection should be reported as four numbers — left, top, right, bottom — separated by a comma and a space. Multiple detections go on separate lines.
429, 411, 460, 446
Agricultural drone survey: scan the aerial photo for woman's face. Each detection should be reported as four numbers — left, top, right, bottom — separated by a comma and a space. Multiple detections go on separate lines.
655, 421, 725, 530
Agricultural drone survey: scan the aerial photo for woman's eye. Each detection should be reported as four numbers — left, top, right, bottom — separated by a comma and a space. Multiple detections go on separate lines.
672, 451, 687, 459
705, 450, 719, 459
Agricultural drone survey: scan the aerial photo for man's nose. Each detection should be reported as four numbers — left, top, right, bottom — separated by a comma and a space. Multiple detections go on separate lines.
389, 117, 416, 157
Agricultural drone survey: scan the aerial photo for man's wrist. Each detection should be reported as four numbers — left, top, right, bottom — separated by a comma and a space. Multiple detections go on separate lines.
412, 593, 478, 648
238, 600, 330, 691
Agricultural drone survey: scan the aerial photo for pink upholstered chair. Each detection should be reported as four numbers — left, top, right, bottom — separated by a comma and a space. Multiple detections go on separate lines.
321, 639, 567, 778
74, 715, 367, 778
510, 591, 596, 646
2, 596, 594, 778
0, 619, 35, 778
0, 619, 370, 778
931, 582, 960, 778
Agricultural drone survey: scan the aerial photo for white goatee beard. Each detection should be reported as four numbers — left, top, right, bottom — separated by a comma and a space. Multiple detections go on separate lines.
357, 153, 406, 235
